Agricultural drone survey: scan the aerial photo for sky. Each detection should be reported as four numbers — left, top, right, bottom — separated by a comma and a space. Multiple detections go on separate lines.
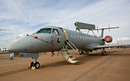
0, 0, 130, 48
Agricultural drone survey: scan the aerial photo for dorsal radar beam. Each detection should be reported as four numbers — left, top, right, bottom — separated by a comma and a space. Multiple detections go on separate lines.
74, 21, 95, 32
74, 21, 96, 36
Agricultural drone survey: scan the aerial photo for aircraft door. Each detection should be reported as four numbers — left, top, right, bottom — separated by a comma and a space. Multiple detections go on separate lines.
52, 29, 61, 44
60, 28, 68, 41
51, 28, 63, 51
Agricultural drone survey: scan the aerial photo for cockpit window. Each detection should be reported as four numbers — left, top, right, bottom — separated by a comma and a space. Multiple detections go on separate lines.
37, 28, 51, 34
52, 29, 59, 35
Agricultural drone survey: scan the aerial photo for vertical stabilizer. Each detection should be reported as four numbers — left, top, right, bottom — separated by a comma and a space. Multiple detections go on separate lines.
100, 29, 104, 39
99, 27, 119, 38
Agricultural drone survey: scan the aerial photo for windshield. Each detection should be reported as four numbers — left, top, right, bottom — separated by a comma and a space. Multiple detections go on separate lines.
37, 28, 51, 34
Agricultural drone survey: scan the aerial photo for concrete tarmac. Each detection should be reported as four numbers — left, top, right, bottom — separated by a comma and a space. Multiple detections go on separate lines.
0, 48, 130, 81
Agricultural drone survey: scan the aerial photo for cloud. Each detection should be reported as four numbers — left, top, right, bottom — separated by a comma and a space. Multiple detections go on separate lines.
112, 36, 130, 44
12, 34, 25, 42
0, 0, 130, 48
120, 37, 130, 41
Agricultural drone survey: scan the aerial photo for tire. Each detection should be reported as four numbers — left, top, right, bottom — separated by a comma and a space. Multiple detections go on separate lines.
31, 62, 34, 68
80, 51, 84, 55
34, 62, 40, 69
102, 51, 107, 55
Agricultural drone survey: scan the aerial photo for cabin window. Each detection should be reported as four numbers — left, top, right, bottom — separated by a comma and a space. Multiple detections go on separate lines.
37, 28, 51, 34
53, 29, 59, 35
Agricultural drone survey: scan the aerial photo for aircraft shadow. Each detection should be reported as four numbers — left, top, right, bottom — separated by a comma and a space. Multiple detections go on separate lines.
40, 51, 130, 69
40, 53, 105, 69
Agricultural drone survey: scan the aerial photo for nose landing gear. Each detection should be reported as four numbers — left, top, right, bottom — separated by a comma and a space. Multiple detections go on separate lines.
30, 61, 40, 69
29, 58, 40, 69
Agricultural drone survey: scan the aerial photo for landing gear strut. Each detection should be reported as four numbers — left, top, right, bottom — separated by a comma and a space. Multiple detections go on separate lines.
102, 49, 107, 55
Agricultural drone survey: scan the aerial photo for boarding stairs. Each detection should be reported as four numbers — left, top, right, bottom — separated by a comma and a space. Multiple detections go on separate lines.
61, 40, 79, 64
65, 40, 78, 52
61, 49, 79, 64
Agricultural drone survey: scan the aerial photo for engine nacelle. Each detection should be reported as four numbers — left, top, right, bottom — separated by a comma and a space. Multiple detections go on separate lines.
104, 36, 113, 43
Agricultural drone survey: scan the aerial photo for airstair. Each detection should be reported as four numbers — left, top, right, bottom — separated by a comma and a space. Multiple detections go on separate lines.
61, 49, 79, 64
60, 28, 79, 63
65, 40, 78, 52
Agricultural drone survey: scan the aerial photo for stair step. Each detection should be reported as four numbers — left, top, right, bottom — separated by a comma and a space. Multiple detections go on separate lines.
61, 49, 79, 64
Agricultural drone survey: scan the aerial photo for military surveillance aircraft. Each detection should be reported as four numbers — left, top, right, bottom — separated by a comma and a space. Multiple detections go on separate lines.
8, 22, 130, 69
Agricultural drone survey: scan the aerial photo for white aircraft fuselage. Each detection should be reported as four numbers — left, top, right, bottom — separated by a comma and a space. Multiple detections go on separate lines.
8, 26, 104, 53
7, 24, 124, 69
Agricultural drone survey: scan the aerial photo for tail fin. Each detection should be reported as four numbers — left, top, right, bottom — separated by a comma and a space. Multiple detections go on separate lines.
100, 29, 104, 38
97, 27, 119, 39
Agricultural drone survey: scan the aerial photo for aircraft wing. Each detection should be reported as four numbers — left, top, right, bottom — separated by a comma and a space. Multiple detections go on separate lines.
93, 44, 130, 49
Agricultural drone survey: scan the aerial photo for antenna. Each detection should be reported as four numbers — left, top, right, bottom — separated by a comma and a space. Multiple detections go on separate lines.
74, 22, 95, 33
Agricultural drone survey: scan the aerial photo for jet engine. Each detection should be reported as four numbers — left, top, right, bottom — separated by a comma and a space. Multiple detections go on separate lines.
104, 36, 113, 43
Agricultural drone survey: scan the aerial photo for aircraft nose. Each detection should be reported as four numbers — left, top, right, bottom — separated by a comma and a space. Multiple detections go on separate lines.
8, 41, 22, 52
8, 34, 52, 53
8, 44, 15, 52
8, 36, 36, 52
8, 36, 31, 52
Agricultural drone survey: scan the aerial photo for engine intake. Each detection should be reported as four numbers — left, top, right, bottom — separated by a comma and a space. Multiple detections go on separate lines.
105, 36, 113, 43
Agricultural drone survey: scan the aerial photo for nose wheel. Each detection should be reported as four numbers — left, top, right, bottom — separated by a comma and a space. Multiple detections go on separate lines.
30, 61, 40, 69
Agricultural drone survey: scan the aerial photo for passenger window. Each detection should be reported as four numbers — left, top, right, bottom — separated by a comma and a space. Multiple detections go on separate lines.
53, 29, 59, 35
37, 28, 51, 34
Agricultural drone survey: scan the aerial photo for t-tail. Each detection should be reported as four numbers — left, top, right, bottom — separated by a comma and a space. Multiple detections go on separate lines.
98, 27, 119, 39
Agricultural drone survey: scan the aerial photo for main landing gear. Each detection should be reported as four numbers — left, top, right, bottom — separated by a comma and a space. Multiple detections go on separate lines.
102, 49, 107, 55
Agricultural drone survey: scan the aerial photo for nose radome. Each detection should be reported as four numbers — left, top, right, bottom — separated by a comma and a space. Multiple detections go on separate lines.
8, 34, 53, 53
7, 36, 43, 52
8, 37, 28, 52
7, 46, 11, 52
8, 42, 19, 52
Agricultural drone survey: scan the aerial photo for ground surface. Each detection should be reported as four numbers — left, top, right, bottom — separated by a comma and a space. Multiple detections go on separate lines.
0, 48, 130, 81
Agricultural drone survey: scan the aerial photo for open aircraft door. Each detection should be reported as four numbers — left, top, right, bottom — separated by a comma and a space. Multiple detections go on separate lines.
52, 28, 63, 50
60, 28, 69, 41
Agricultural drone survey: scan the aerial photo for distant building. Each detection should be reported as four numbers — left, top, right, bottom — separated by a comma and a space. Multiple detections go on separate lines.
0, 48, 7, 51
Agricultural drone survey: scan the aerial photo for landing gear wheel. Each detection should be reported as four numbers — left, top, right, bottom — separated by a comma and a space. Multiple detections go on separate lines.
102, 50, 107, 55
30, 62, 34, 68
79, 51, 84, 55
34, 62, 40, 69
